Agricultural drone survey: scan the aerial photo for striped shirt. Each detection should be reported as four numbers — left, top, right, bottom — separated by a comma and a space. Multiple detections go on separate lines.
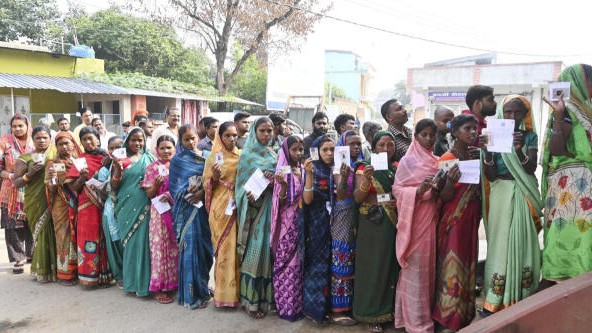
388, 124, 413, 162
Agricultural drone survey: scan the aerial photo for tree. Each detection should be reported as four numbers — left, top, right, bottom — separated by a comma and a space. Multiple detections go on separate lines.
62, 8, 213, 86
228, 49, 267, 105
135, 0, 331, 95
0, 0, 60, 42
394, 80, 411, 106
324, 80, 348, 102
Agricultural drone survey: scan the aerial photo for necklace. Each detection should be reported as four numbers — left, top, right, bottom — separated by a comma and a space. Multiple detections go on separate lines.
450, 146, 469, 160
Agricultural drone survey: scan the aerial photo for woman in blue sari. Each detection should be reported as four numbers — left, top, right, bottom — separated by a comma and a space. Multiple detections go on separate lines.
111, 127, 155, 296
301, 135, 335, 325
236, 117, 277, 318
169, 124, 214, 309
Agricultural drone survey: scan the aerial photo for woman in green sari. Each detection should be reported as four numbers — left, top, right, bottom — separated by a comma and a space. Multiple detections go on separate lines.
481, 95, 542, 314
352, 131, 399, 333
111, 127, 155, 296
13, 126, 56, 282
541, 64, 592, 287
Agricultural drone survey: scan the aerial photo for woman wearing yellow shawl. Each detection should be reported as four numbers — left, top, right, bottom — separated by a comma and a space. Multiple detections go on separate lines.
481, 94, 542, 315
541, 64, 592, 287
203, 121, 241, 308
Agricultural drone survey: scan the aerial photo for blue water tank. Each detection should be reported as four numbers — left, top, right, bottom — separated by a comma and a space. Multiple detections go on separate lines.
69, 45, 95, 58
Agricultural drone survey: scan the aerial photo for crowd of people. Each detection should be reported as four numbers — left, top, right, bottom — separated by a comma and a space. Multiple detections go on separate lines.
1, 64, 592, 333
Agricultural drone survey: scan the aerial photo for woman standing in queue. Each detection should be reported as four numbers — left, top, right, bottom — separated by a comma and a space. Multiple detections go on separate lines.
301, 135, 334, 325
13, 126, 56, 282
481, 95, 542, 314
46, 132, 82, 285
111, 127, 155, 297
203, 121, 241, 308
169, 124, 213, 309
66, 126, 111, 287
270, 135, 305, 321
235, 117, 277, 319
0, 113, 34, 274
393, 119, 440, 333
143, 135, 177, 304
433, 115, 480, 331
352, 131, 399, 333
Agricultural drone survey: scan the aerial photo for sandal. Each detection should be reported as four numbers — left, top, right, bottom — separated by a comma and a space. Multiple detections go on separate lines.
245, 308, 266, 319
198, 299, 210, 309
12, 263, 24, 274
368, 323, 383, 333
155, 293, 173, 304
330, 313, 357, 326
58, 279, 77, 286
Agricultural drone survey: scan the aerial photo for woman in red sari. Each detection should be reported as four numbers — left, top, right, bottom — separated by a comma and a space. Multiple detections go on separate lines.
65, 126, 111, 287
433, 114, 480, 331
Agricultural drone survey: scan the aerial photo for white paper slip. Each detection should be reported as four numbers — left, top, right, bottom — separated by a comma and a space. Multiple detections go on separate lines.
86, 178, 106, 190
195, 201, 203, 208
549, 82, 571, 101
280, 165, 291, 174
225, 197, 235, 216
151, 194, 171, 214
377, 193, 391, 203
334, 146, 350, 168
309, 148, 319, 161
112, 148, 127, 159
458, 159, 481, 184
72, 157, 88, 171
157, 165, 168, 177
371, 152, 388, 171
243, 168, 270, 201
485, 118, 515, 153
53, 163, 66, 173
188, 175, 203, 189
325, 201, 332, 214
184, 193, 204, 208
32, 153, 45, 164
438, 159, 459, 172
215, 152, 224, 165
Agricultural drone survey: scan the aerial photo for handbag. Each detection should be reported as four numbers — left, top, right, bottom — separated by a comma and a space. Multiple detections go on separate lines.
367, 205, 384, 224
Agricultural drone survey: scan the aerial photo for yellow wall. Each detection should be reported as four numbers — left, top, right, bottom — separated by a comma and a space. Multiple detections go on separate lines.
0, 88, 77, 114
75, 58, 104, 74
0, 48, 104, 77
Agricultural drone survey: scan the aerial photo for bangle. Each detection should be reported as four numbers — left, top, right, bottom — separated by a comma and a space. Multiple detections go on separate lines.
9, 173, 14, 180
520, 156, 530, 165
360, 181, 370, 193
304, 187, 314, 192
279, 193, 287, 200
112, 176, 122, 182
23, 174, 29, 183
483, 158, 494, 166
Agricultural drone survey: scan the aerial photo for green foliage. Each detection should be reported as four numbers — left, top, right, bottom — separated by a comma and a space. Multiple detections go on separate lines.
394, 80, 411, 105
0, 0, 60, 42
67, 8, 213, 86
228, 52, 267, 106
324, 80, 348, 102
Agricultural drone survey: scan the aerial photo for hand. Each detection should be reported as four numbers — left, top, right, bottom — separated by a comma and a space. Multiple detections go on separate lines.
79, 168, 89, 181
246, 191, 256, 203
212, 163, 222, 181
478, 134, 489, 152
362, 165, 375, 181
101, 155, 112, 167
447, 164, 461, 184
47, 166, 57, 181
154, 175, 164, 187
513, 131, 525, 151
187, 190, 204, 204
89, 184, 98, 192
28, 161, 43, 176
339, 162, 351, 178
263, 170, 275, 188
417, 176, 434, 196
548, 93, 566, 116
274, 172, 287, 186
303, 158, 313, 174
384, 198, 397, 209
159, 195, 171, 204
468, 146, 481, 159
0, 170, 12, 180
112, 158, 123, 176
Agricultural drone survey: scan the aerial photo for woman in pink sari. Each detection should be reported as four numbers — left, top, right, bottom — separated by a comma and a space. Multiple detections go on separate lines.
392, 119, 440, 333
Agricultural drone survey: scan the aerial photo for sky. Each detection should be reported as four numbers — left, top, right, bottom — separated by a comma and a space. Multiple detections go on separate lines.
60, 0, 592, 96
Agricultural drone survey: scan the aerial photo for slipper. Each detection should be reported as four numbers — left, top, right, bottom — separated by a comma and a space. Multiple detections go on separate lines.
58, 279, 77, 287
12, 263, 24, 274
330, 314, 357, 326
305, 315, 328, 327
155, 293, 173, 304
245, 308, 266, 319
367, 323, 383, 333
198, 299, 210, 309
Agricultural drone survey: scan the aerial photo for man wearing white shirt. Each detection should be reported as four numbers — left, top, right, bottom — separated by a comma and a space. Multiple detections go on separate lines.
73, 107, 94, 145
151, 106, 181, 154
92, 118, 117, 150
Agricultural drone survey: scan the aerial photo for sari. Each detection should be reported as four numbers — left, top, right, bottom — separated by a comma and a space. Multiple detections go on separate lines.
352, 130, 399, 324
170, 145, 213, 309
97, 165, 123, 283
115, 128, 155, 296
433, 152, 481, 330
236, 122, 278, 313
483, 95, 542, 312
393, 139, 439, 333
66, 150, 110, 287
331, 131, 359, 313
0, 126, 34, 263
21, 147, 57, 282
203, 130, 240, 308
143, 159, 178, 293
542, 64, 592, 280
270, 139, 304, 321
48, 132, 81, 282
300, 135, 333, 323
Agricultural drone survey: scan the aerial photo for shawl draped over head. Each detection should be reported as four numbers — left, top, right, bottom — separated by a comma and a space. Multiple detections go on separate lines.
393, 138, 438, 268
235, 119, 278, 259
54, 131, 82, 163
310, 135, 335, 205
542, 64, 592, 199
270, 137, 303, 255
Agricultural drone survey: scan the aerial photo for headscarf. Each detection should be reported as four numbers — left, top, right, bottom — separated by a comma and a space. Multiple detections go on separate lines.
310, 135, 335, 205
500, 94, 535, 132
337, 130, 364, 166
54, 131, 82, 167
